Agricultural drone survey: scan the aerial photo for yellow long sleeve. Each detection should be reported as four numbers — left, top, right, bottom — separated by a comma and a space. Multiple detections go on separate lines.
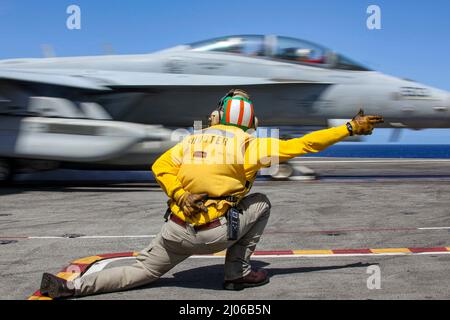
245, 125, 349, 173
277, 124, 350, 160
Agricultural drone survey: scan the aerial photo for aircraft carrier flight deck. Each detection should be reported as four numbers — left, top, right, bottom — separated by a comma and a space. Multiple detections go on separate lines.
1, 158, 449, 300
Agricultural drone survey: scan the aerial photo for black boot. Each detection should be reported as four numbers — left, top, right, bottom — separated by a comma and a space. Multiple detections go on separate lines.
223, 269, 269, 291
40, 273, 75, 299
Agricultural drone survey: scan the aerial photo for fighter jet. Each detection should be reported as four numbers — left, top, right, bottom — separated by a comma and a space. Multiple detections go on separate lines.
0, 34, 449, 182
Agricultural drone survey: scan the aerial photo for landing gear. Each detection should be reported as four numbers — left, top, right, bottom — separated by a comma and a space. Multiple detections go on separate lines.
270, 163, 317, 181
0, 159, 14, 185
271, 163, 294, 180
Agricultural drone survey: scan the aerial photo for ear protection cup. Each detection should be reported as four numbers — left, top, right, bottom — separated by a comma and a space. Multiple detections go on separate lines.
252, 116, 259, 130
209, 110, 221, 126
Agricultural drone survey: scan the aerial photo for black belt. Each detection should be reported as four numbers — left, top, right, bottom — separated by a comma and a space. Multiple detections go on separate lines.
163, 195, 240, 221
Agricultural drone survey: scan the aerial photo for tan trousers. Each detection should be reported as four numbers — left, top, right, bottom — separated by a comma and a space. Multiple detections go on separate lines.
73, 193, 271, 296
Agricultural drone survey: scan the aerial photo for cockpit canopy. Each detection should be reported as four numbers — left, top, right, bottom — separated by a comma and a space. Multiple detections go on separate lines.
189, 35, 370, 71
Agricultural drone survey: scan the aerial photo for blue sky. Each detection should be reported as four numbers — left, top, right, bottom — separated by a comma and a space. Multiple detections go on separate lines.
0, 0, 449, 144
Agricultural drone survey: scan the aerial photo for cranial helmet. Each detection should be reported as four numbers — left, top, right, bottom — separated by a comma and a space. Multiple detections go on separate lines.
209, 89, 258, 131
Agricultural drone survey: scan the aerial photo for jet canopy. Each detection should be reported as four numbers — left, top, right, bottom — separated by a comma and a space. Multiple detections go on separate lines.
189, 35, 370, 71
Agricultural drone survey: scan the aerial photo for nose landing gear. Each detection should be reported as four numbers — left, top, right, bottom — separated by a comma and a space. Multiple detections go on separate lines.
0, 159, 14, 185
270, 163, 317, 181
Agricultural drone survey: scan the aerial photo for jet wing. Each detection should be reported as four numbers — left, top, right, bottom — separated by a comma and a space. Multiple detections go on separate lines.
0, 68, 110, 90
0, 68, 332, 126
0, 68, 331, 89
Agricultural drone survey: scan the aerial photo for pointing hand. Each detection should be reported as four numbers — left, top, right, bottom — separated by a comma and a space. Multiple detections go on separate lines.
348, 109, 384, 135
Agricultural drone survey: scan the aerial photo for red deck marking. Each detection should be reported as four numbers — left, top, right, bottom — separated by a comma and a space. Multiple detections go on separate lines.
98, 252, 135, 259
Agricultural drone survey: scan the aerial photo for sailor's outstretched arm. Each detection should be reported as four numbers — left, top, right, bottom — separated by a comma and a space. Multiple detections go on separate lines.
246, 125, 349, 167
245, 110, 383, 169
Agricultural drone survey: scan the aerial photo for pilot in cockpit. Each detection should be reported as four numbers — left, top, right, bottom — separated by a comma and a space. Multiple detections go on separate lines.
280, 47, 325, 64
226, 44, 243, 54
296, 48, 314, 61
222, 38, 244, 54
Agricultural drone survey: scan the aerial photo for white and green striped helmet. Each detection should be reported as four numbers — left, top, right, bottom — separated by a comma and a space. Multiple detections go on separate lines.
220, 96, 255, 131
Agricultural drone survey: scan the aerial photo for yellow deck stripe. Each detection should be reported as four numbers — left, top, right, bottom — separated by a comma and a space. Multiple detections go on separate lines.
213, 250, 227, 256
56, 272, 80, 281
72, 255, 102, 265
28, 295, 51, 300
446, 247, 450, 251
370, 248, 411, 254
293, 250, 334, 255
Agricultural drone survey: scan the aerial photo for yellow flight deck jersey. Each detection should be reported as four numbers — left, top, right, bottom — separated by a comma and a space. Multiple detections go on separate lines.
152, 124, 349, 226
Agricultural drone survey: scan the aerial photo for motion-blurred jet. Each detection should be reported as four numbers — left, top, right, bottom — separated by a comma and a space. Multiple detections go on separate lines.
0, 35, 449, 182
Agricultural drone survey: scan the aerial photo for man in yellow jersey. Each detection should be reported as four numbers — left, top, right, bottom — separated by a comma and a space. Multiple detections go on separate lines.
40, 89, 383, 298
